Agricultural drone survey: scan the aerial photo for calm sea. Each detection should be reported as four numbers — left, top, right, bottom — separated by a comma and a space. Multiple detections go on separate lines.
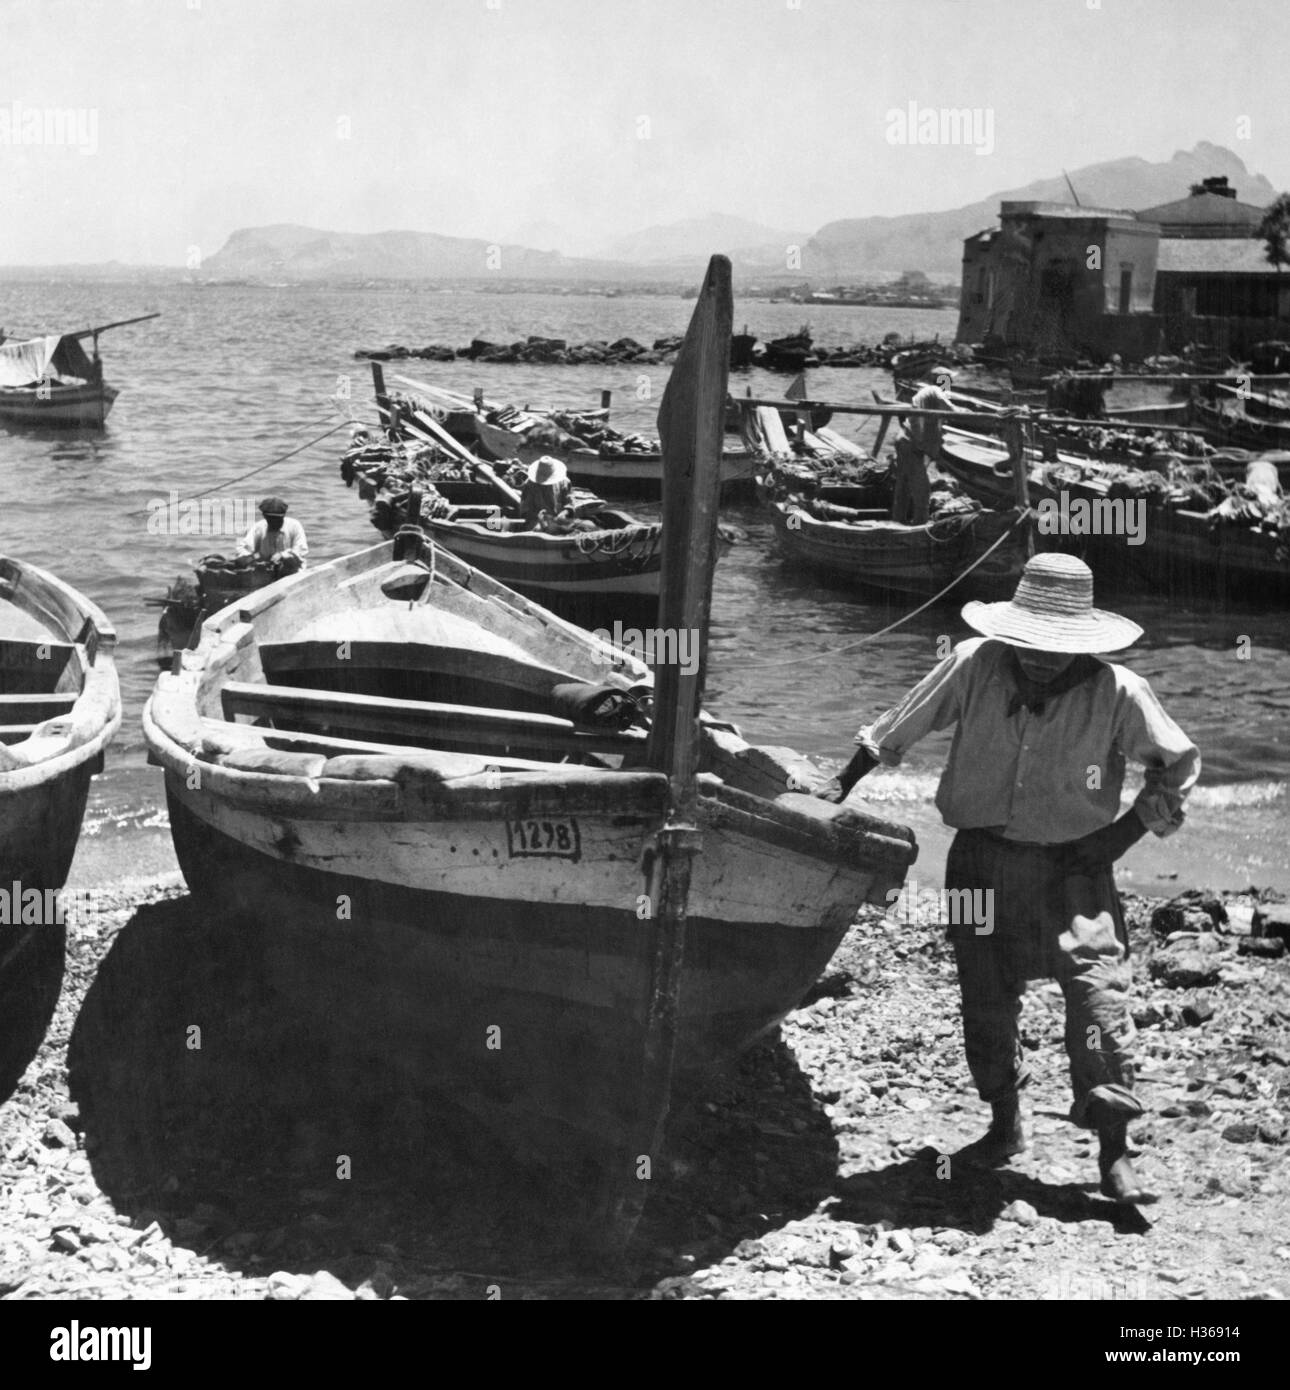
1, 282, 1286, 860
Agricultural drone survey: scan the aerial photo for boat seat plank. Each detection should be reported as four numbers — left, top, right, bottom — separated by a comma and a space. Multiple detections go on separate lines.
199, 717, 570, 770
257, 639, 578, 699
0, 724, 39, 744
0, 692, 77, 721
220, 681, 645, 754
0, 637, 75, 669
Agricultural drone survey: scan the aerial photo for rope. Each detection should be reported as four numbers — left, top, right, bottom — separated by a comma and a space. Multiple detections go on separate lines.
731, 509, 1031, 671
127, 418, 350, 517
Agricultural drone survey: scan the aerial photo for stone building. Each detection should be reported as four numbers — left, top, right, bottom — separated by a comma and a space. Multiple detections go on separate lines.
957, 177, 1287, 357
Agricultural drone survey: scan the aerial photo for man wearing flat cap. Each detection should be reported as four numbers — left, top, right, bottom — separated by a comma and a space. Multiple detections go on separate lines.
824, 553, 1200, 1204
238, 496, 309, 572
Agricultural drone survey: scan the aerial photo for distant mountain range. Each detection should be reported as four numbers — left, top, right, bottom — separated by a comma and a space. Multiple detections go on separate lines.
12, 142, 1272, 285
805, 142, 1277, 279
596, 212, 808, 266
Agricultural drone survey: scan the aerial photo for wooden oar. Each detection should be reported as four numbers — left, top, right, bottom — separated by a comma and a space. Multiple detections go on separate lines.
371, 365, 524, 507
596, 254, 732, 1250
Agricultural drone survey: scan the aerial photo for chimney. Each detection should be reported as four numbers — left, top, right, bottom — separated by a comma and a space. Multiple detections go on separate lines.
1200, 176, 1236, 199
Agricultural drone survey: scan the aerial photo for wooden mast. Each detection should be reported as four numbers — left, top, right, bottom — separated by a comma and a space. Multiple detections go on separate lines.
596, 254, 732, 1249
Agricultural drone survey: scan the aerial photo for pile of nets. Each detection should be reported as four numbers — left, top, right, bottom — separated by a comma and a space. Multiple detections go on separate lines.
1039, 421, 1213, 462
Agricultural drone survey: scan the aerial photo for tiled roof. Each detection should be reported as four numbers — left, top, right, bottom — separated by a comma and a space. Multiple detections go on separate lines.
1136, 192, 1264, 230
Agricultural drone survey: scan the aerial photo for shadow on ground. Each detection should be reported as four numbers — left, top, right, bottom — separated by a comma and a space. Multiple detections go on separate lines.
67, 893, 842, 1296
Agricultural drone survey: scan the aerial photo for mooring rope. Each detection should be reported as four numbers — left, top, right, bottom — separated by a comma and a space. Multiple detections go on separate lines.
730, 508, 1032, 671
125, 416, 350, 517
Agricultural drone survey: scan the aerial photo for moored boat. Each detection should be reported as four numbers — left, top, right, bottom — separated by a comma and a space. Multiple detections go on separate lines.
341, 428, 674, 611
938, 426, 1290, 600
1, 558, 120, 1094
769, 497, 1032, 600
372, 368, 758, 498
0, 314, 159, 429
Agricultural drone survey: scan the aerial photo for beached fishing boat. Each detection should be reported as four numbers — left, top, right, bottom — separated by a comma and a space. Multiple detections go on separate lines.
143, 258, 918, 1234
0, 314, 159, 429
1, 558, 120, 1093
371, 368, 758, 498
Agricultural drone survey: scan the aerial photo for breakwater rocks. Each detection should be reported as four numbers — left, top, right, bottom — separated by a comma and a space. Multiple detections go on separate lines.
353, 333, 942, 371
355, 335, 684, 367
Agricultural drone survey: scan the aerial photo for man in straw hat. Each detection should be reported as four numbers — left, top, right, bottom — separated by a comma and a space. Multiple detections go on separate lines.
823, 553, 1200, 1203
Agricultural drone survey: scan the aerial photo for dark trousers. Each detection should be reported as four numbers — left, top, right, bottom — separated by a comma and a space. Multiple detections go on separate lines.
945, 828, 1143, 1128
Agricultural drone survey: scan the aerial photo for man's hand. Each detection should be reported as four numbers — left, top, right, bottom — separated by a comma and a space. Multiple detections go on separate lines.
813, 746, 879, 803
1067, 810, 1148, 876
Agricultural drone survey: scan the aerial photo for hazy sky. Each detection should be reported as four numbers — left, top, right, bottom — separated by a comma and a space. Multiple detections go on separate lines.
2, 0, 1287, 265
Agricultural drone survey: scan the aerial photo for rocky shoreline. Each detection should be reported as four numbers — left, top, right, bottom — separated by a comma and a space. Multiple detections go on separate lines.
1, 878, 1287, 1301
352, 333, 924, 370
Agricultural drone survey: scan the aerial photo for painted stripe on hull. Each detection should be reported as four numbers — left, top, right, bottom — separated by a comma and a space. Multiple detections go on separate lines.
168, 777, 872, 932
0, 385, 117, 428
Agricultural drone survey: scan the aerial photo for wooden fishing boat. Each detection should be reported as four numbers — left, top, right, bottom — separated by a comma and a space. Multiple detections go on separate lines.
140, 538, 915, 1182
373, 368, 758, 498
769, 497, 1032, 599
342, 427, 674, 609
0, 314, 159, 429
1, 558, 120, 1094
143, 259, 917, 1235
419, 502, 665, 603
938, 427, 1290, 600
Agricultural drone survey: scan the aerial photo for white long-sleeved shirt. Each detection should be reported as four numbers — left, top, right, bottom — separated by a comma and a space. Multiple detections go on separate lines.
237, 517, 308, 564
857, 637, 1201, 844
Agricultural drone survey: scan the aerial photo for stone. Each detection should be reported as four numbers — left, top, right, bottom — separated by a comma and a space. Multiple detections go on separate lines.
1222, 904, 1256, 936
1222, 1122, 1259, 1144
1182, 996, 1216, 1027
1150, 945, 1222, 989
356, 1270, 395, 1300
1000, 1199, 1039, 1226
42, 1118, 77, 1149
1252, 903, 1290, 944
1239, 936, 1285, 959
265, 1270, 310, 1301
1151, 904, 1218, 938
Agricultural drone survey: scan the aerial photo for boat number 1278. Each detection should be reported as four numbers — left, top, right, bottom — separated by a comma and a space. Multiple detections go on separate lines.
506, 818, 581, 861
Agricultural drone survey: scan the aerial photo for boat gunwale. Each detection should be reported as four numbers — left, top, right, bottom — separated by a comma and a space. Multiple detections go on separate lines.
143, 541, 916, 870
0, 557, 121, 792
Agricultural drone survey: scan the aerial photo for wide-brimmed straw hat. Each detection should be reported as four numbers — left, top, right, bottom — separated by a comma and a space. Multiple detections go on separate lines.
526, 456, 568, 486
961, 553, 1142, 653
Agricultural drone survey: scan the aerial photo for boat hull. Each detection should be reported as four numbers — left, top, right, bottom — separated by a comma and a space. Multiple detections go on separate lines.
772, 502, 1031, 600
1, 557, 120, 1096
938, 431, 1290, 599
163, 774, 877, 1166
424, 521, 662, 600
0, 382, 118, 428
474, 419, 757, 498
